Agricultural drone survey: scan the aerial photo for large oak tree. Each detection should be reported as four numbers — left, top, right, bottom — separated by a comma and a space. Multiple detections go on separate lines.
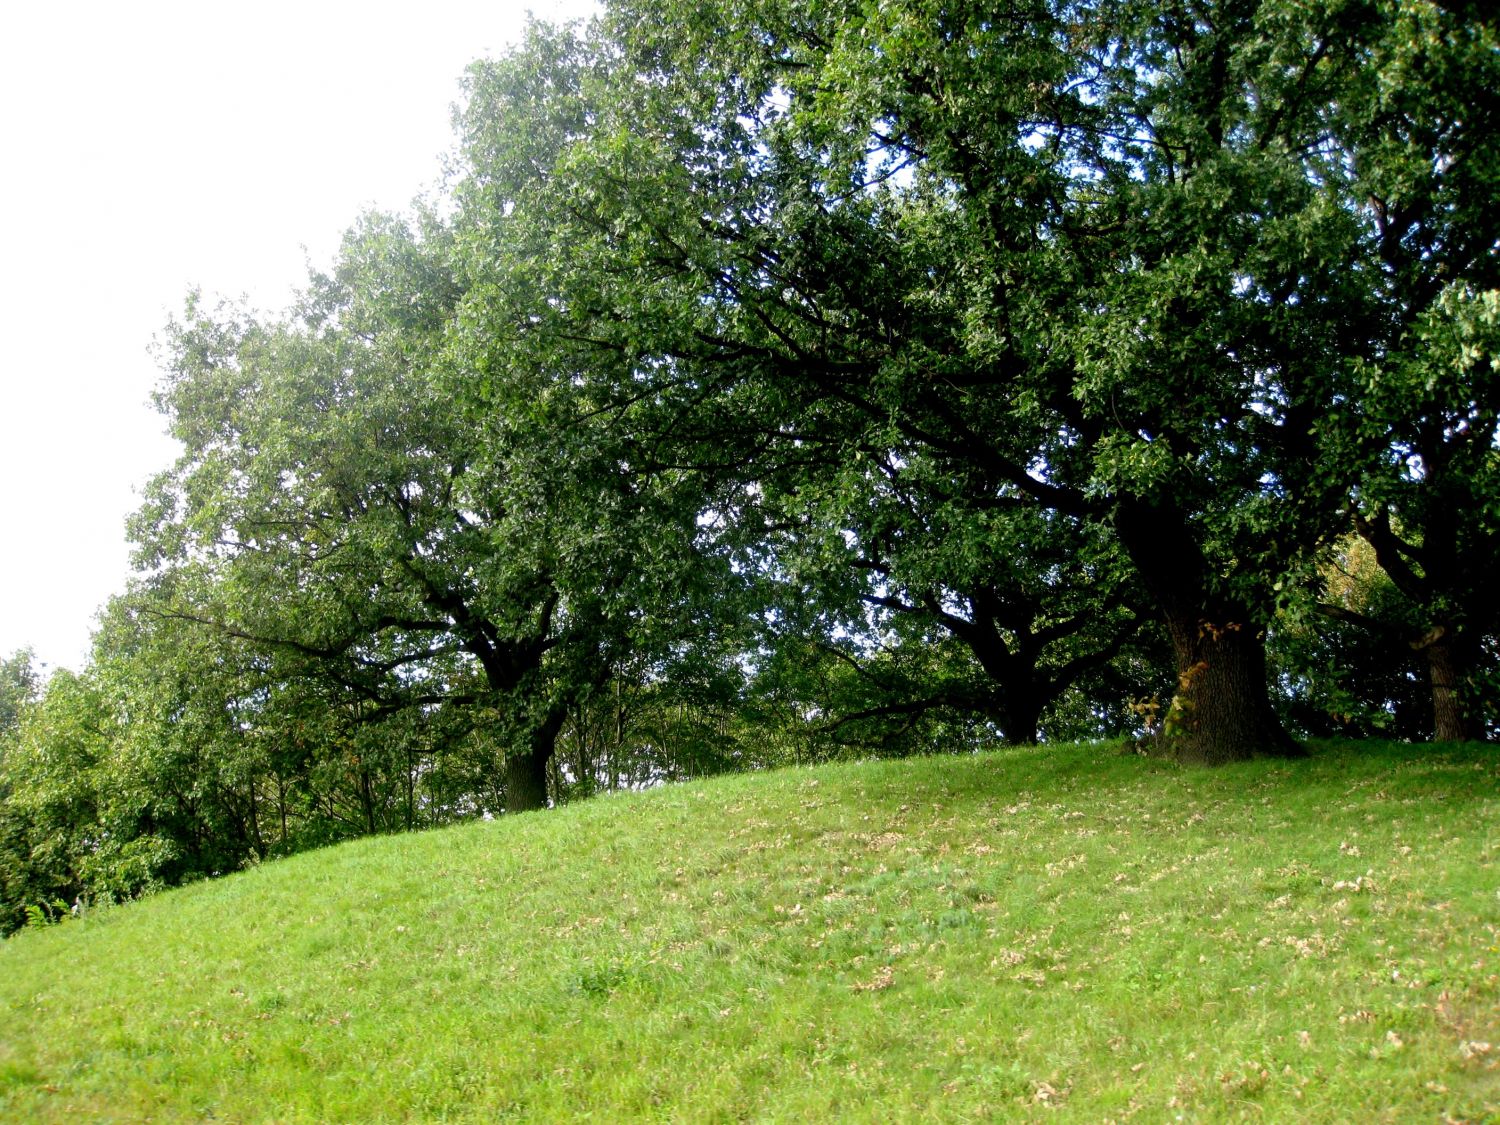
453, 0, 1496, 760
138, 211, 716, 811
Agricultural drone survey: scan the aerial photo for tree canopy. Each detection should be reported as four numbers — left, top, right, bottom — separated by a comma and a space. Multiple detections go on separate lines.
442, 0, 1497, 760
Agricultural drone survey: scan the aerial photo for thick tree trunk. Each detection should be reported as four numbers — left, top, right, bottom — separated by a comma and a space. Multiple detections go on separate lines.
1160, 610, 1303, 764
504, 745, 551, 813
1426, 635, 1483, 742
502, 706, 569, 814
1115, 498, 1303, 764
996, 695, 1042, 747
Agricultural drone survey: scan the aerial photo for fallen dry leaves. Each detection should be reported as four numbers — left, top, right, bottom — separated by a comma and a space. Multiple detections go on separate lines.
851, 965, 895, 992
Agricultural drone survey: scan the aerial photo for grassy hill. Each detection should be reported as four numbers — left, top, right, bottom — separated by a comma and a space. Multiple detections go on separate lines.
1, 741, 1497, 1122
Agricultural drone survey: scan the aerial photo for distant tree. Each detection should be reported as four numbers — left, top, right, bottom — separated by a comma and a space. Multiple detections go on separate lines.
1271, 538, 1434, 740
137, 211, 717, 812
0, 648, 42, 743
1317, 3, 1500, 741
551, 651, 762, 797
0, 669, 109, 930
90, 584, 483, 863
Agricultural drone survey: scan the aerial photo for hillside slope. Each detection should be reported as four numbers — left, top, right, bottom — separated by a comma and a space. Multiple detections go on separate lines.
1, 741, 1497, 1121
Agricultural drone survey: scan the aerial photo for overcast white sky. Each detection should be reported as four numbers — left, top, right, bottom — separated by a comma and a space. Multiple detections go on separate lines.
0, 0, 597, 673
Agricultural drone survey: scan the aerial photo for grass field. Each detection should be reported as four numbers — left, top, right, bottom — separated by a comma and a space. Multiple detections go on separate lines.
1, 740, 1497, 1121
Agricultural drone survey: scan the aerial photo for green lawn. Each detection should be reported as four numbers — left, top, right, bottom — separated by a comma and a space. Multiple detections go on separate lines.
2, 740, 1497, 1121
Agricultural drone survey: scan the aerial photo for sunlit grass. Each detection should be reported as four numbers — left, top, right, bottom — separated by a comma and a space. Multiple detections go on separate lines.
2, 740, 1497, 1121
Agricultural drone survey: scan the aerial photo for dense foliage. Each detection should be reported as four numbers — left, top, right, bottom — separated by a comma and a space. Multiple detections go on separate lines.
3, 0, 1495, 930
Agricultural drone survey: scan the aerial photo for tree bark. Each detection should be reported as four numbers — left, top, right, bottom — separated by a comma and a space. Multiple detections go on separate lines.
1159, 610, 1303, 763
1115, 498, 1303, 764
502, 705, 569, 814
996, 694, 1041, 747
1425, 634, 1483, 742
504, 745, 551, 813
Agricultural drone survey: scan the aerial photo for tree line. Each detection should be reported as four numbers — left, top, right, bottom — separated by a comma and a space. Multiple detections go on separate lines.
2, 0, 1496, 932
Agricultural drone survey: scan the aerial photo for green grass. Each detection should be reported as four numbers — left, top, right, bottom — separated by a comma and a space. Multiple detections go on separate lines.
1, 740, 1498, 1122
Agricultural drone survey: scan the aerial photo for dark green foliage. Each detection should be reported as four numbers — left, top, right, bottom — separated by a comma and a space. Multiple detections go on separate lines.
1323, 3, 1500, 739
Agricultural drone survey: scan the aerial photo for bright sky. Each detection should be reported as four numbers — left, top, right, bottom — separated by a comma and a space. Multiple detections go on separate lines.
0, 0, 597, 674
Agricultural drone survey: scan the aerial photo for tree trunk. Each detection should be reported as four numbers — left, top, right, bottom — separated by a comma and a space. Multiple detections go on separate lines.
504, 745, 551, 813
996, 695, 1041, 747
1115, 498, 1303, 764
1160, 610, 1303, 764
502, 706, 569, 814
958, 600, 1043, 746
1426, 634, 1483, 742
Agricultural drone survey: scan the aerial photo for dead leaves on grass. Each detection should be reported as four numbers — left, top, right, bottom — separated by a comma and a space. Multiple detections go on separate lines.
850, 965, 894, 993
